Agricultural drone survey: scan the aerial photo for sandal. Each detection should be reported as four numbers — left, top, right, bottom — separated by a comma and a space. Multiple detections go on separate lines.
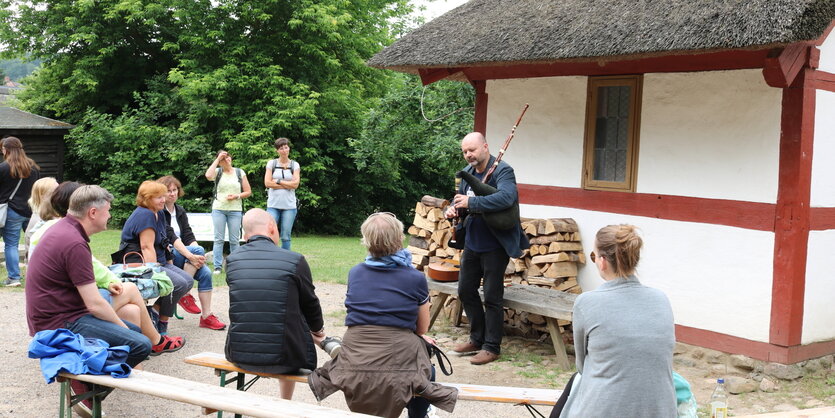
150, 335, 185, 356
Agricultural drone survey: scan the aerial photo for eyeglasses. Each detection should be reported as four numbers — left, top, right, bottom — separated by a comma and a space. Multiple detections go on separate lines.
590, 251, 602, 263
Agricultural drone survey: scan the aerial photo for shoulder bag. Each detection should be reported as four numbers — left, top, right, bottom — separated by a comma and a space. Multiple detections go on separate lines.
0, 178, 24, 227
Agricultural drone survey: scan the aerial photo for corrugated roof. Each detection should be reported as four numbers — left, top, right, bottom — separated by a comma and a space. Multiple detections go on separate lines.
368, 0, 835, 72
0, 107, 73, 130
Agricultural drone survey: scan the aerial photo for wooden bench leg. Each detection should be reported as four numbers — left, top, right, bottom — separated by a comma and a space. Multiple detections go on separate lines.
545, 317, 572, 370
429, 293, 450, 330
450, 298, 464, 326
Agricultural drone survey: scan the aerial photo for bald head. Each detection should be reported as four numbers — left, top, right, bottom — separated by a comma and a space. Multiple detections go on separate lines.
461, 131, 490, 171
243, 208, 279, 244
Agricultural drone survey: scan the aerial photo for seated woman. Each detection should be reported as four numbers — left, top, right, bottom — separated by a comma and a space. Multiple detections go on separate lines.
23, 176, 58, 263
28, 181, 184, 355
556, 225, 676, 417
119, 180, 194, 335
308, 212, 458, 418
157, 175, 225, 330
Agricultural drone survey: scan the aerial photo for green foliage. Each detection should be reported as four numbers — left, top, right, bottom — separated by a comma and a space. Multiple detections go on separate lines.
0, 58, 43, 81
350, 73, 474, 220
2, 0, 420, 232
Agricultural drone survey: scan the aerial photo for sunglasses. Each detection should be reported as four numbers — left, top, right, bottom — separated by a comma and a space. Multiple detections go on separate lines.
590, 251, 603, 263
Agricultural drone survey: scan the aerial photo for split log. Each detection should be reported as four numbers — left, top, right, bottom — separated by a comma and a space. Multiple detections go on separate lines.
409, 236, 430, 250
407, 246, 430, 257
527, 277, 557, 286
413, 214, 439, 232
421, 195, 449, 208
427, 208, 444, 222
547, 242, 584, 252
529, 234, 562, 245
407, 225, 420, 236
543, 262, 578, 279
554, 277, 578, 291
531, 253, 570, 265
525, 263, 542, 278
504, 260, 516, 275
415, 202, 429, 217
548, 218, 580, 233
512, 258, 527, 272
431, 229, 449, 245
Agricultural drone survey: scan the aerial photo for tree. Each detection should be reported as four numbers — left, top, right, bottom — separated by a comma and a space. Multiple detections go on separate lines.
350, 73, 474, 221
1, 0, 421, 232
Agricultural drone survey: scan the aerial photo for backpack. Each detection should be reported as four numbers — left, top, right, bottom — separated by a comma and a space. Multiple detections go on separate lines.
213, 167, 243, 202
270, 159, 297, 182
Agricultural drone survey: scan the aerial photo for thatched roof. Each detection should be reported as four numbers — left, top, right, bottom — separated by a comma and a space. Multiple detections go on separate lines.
0, 107, 73, 130
369, 0, 835, 72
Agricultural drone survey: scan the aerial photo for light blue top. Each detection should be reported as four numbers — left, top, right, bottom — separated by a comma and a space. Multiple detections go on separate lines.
561, 275, 677, 418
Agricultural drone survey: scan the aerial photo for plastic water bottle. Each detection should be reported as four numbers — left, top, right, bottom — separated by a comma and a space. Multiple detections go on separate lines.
710, 378, 728, 418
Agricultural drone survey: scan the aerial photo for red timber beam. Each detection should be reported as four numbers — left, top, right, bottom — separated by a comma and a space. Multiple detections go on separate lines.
769, 61, 817, 347
676, 325, 835, 364
471, 80, 487, 135
418, 67, 463, 85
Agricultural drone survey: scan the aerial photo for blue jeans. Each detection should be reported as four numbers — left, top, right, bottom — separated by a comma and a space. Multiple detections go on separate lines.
156, 264, 194, 317
211, 209, 242, 268
171, 245, 213, 291
2, 207, 28, 280
266, 207, 297, 250
66, 314, 151, 367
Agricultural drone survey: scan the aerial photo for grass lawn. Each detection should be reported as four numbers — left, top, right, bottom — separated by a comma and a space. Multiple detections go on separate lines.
89, 230, 366, 285
2, 230, 367, 287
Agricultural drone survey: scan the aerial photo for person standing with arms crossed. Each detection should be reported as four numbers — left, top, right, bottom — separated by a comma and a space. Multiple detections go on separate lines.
264, 138, 300, 250
444, 132, 528, 365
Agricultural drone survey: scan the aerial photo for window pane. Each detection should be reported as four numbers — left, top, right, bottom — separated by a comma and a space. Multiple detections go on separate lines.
592, 85, 631, 182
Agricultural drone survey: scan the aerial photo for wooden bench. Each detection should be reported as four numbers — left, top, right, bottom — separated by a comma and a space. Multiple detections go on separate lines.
57, 369, 370, 418
185, 352, 562, 413
427, 278, 577, 369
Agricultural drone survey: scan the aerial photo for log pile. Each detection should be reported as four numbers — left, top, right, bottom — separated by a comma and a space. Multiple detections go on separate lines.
507, 218, 585, 294
406, 196, 586, 344
406, 195, 460, 270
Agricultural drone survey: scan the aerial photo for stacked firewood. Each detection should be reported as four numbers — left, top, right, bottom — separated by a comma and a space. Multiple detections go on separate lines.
506, 218, 585, 294
406, 196, 461, 270
407, 196, 585, 342
503, 218, 584, 339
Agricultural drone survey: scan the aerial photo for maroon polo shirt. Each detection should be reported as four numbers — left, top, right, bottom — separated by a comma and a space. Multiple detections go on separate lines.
25, 215, 96, 335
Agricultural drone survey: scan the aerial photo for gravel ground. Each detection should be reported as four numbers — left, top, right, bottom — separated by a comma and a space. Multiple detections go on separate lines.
0, 283, 551, 418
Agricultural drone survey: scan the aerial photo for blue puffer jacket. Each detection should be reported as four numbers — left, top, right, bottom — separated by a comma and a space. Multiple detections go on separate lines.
224, 235, 324, 372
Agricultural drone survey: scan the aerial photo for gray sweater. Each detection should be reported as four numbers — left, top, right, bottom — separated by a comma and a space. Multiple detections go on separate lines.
561, 276, 676, 418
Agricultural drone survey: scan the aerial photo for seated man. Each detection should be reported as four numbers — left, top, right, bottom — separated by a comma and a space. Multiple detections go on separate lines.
26, 185, 152, 417
225, 208, 337, 400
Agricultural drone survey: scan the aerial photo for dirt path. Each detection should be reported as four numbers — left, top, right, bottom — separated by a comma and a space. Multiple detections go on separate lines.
2, 283, 833, 417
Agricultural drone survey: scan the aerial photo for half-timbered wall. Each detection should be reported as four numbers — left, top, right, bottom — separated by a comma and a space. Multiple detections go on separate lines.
486, 69, 783, 343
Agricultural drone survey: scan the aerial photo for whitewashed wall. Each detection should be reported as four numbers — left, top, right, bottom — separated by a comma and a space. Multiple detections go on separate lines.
819, 28, 835, 73
640, 70, 782, 202
804, 231, 835, 343
521, 204, 774, 342
811, 90, 835, 206
485, 76, 587, 187
487, 70, 782, 203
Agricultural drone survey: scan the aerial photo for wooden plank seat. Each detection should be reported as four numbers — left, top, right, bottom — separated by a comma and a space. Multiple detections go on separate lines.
185, 351, 562, 409
427, 278, 577, 369
57, 370, 371, 418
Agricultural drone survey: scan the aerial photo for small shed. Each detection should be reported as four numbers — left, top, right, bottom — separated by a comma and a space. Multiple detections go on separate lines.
0, 107, 71, 180
370, 0, 835, 364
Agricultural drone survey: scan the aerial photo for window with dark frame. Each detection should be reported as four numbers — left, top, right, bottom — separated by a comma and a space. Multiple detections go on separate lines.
582, 75, 643, 192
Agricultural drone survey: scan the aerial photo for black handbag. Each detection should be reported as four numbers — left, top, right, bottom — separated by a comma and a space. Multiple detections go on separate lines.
425, 340, 453, 376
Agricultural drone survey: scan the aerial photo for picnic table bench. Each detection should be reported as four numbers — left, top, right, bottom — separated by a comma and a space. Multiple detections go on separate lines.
427, 278, 577, 369
57, 370, 369, 418
185, 351, 562, 416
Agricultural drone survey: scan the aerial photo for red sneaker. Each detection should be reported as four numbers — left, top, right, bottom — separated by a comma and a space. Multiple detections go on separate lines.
177, 293, 201, 314
199, 314, 226, 330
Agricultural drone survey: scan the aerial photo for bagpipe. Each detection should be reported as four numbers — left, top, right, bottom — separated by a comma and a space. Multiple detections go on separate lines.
449, 104, 529, 248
